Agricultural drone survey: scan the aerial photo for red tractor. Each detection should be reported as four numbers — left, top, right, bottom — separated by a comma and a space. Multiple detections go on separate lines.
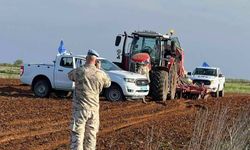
114, 31, 184, 101
114, 31, 209, 101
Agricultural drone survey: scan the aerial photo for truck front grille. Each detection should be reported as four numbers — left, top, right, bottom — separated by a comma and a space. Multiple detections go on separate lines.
193, 79, 211, 85
136, 90, 148, 92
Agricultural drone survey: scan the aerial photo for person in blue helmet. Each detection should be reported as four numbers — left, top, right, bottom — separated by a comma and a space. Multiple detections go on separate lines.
68, 49, 111, 150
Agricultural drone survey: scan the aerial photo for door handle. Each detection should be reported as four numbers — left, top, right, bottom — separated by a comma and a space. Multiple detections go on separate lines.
58, 69, 63, 72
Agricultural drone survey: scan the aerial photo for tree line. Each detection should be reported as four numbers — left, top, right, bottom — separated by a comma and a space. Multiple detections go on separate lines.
0, 59, 23, 67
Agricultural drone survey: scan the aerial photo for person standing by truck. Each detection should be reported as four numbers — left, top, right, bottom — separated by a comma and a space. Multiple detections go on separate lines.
68, 49, 111, 150
137, 59, 151, 83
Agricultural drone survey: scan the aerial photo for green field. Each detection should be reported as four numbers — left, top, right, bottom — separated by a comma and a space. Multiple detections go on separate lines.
225, 79, 250, 94
0, 65, 20, 79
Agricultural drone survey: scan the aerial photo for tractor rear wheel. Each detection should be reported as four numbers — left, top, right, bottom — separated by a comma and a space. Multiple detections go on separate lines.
150, 70, 168, 101
169, 63, 178, 100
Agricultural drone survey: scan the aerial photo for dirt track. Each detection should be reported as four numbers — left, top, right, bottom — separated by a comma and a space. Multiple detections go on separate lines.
0, 79, 249, 150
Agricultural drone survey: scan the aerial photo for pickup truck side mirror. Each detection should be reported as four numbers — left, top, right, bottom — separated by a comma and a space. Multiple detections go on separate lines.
219, 74, 224, 77
115, 36, 121, 46
187, 72, 192, 76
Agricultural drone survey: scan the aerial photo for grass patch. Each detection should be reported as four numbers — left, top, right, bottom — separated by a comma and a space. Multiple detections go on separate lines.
0, 65, 20, 79
0, 73, 19, 79
226, 78, 250, 84
188, 107, 250, 150
225, 79, 250, 94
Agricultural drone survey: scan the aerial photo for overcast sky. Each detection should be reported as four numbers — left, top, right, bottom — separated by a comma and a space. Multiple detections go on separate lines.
0, 0, 249, 79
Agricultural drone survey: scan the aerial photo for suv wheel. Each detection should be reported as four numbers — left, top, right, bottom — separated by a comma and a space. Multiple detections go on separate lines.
219, 89, 224, 97
33, 79, 50, 97
105, 84, 124, 101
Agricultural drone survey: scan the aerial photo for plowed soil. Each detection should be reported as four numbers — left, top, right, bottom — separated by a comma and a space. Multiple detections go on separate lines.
0, 79, 249, 150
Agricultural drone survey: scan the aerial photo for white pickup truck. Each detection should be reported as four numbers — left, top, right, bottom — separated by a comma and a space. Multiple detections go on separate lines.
20, 54, 149, 101
188, 66, 225, 97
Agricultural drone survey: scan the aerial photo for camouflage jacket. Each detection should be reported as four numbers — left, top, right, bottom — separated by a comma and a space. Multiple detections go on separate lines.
68, 64, 111, 110
138, 65, 150, 83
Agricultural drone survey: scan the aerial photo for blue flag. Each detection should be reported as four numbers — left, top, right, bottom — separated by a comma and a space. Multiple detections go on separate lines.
202, 62, 210, 67
58, 40, 66, 54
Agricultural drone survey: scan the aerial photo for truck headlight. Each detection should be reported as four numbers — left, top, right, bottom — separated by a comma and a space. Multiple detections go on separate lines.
124, 78, 135, 83
210, 80, 215, 85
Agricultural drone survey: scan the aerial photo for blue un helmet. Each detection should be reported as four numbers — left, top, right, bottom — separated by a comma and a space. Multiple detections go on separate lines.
87, 49, 99, 57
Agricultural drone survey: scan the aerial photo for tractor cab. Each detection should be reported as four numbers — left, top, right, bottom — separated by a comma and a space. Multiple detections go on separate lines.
115, 30, 184, 101
129, 31, 162, 69
115, 31, 181, 72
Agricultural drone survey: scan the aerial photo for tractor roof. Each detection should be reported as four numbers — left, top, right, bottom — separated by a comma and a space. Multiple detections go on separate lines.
132, 31, 163, 37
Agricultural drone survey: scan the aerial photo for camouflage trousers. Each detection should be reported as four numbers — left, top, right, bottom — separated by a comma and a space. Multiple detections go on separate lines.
70, 108, 99, 150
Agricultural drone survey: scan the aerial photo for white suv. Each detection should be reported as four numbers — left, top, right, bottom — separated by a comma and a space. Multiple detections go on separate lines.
188, 67, 225, 97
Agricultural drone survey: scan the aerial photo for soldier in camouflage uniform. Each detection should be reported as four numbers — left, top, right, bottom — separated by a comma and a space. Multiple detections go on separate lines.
138, 64, 150, 83
137, 59, 151, 83
137, 60, 151, 104
68, 49, 111, 150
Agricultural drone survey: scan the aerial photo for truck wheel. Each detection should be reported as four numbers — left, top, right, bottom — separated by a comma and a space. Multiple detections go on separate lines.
105, 84, 124, 102
169, 63, 177, 100
150, 70, 168, 101
33, 79, 50, 98
219, 89, 224, 97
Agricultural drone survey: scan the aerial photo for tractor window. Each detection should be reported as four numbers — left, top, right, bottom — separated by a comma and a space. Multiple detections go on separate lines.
131, 37, 156, 54
132, 37, 143, 52
143, 38, 157, 50
131, 37, 160, 63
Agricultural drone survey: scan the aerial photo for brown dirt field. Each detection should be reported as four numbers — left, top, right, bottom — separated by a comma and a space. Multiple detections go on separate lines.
0, 79, 249, 150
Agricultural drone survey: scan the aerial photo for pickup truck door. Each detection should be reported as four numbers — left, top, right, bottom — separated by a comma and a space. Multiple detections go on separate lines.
54, 57, 74, 90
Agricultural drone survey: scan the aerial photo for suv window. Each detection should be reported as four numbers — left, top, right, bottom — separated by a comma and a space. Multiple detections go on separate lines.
75, 58, 85, 68
100, 59, 121, 71
60, 57, 73, 68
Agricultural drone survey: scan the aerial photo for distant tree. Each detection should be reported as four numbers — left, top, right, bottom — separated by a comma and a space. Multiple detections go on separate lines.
13, 59, 23, 66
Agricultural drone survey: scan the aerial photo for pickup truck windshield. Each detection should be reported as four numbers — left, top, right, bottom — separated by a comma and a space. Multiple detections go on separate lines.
193, 68, 217, 76
100, 59, 121, 71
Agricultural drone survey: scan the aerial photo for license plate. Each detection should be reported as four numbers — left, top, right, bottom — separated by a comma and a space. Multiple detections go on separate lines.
140, 86, 148, 90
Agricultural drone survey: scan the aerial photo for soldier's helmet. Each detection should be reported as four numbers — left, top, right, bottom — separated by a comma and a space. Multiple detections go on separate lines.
87, 49, 99, 57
